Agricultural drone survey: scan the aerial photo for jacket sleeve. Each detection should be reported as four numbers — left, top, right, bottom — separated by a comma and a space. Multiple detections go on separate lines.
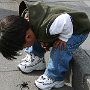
49, 13, 73, 42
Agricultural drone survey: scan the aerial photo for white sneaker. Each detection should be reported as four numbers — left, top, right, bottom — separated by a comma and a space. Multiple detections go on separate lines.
18, 53, 46, 73
35, 74, 64, 90
21, 54, 31, 61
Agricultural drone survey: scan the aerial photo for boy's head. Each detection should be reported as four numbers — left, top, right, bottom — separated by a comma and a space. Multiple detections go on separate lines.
0, 15, 36, 59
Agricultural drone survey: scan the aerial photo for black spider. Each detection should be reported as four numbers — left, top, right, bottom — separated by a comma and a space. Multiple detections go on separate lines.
16, 81, 31, 90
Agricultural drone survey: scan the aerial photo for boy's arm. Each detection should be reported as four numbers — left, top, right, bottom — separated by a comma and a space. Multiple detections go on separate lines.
49, 13, 73, 49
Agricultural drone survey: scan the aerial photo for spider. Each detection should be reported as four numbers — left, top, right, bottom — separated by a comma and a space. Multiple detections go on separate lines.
16, 81, 31, 90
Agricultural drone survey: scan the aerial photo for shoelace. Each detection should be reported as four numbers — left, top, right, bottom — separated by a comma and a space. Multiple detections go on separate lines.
41, 75, 52, 81
24, 53, 36, 63
23, 53, 45, 63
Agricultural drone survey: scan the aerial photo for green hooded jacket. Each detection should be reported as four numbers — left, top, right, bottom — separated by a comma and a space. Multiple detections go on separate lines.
19, 1, 90, 47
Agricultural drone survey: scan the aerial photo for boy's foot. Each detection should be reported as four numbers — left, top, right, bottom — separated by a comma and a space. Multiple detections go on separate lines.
18, 53, 46, 73
35, 74, 64, 90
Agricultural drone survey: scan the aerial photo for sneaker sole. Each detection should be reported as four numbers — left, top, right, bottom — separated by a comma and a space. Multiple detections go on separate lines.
35, 80, 64, 90
18, 61, 46, 73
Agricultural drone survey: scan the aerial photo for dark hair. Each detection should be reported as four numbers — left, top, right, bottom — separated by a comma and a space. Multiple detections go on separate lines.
0, 15, 30, 59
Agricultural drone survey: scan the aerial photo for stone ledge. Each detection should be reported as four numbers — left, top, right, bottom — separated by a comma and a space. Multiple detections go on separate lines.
72, 47, 90, 90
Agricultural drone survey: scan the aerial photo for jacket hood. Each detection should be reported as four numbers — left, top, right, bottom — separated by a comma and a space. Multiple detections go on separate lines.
19, 1, 49, 31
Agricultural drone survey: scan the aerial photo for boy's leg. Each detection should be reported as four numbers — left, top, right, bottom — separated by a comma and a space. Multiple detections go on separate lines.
24, 41, 46, 57
18, 42, 46, 73
35, 34, 88, 90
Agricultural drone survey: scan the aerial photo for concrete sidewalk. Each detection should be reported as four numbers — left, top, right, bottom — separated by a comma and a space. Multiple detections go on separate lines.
0, 0, 90, 90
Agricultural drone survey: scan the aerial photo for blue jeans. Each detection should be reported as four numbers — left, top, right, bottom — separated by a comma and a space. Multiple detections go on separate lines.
24, 34, 88, 81
24, 42, 46, 58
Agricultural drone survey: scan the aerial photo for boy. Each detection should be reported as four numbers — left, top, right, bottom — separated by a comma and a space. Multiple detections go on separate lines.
0, 2, 89, 90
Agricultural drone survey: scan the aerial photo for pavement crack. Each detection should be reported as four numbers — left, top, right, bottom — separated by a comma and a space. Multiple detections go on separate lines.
44, 0, 80, 2
0, 70, 19, 72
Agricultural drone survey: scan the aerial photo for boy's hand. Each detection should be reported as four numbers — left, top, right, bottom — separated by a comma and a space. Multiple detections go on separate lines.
40, 42, 50, 51
54, 38, 66, 50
